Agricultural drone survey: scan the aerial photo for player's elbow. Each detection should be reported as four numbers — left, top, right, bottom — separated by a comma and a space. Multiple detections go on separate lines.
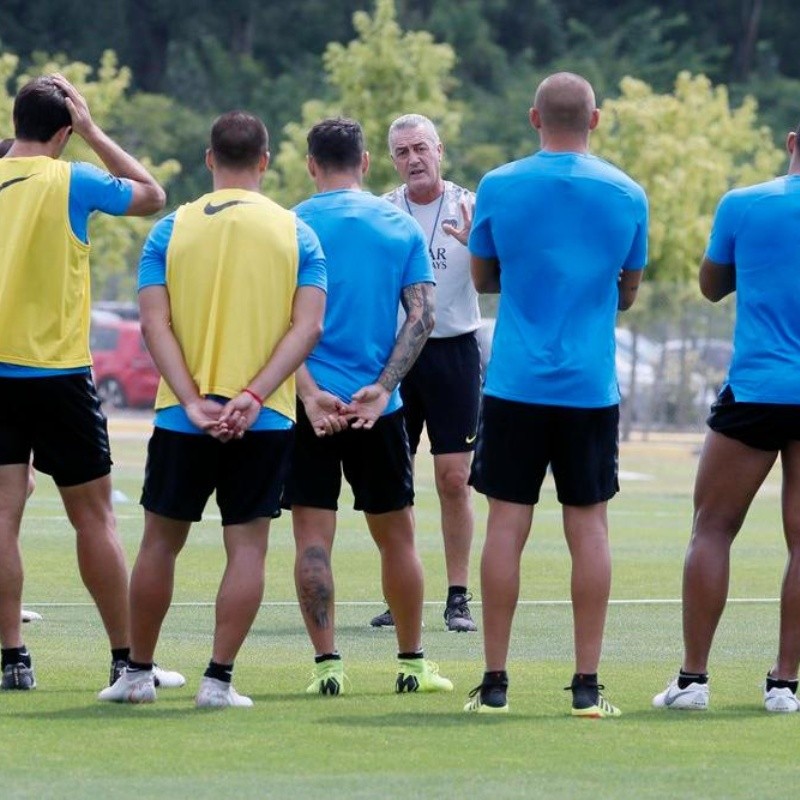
144, 184, 167, 215
129, 183, 167, 217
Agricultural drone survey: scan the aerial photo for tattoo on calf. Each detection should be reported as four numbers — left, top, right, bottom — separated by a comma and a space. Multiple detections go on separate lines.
298, 545, 333, 630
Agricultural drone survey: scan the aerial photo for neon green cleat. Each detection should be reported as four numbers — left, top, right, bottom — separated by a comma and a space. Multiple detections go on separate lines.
395, 659, 453, 693
306, 659, 347, 696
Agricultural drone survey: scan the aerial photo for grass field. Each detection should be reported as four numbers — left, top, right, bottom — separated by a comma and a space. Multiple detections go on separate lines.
1, 415, 795, 799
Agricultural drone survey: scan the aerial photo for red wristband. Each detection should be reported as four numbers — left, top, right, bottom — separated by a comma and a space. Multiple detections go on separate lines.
243, 388, 264, 406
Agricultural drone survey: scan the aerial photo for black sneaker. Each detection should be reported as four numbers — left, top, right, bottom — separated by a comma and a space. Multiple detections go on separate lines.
444, 593, 477, 632
1, 662, 37, 690
370, 608, 394, 628
565, 675, 621, 718
463, 682, 508, 713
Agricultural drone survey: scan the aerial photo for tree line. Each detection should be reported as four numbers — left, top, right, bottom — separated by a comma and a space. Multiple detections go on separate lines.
1, 0, 795, 301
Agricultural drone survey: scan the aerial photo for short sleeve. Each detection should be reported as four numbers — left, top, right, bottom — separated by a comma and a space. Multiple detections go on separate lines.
622, 186, 649, 271
468, 177, 497, 259
705, 193, 738, 266
296, 218, 327, 292
401, 218, 435, 288
138, 214, 175, 291
69, 161, 134, 243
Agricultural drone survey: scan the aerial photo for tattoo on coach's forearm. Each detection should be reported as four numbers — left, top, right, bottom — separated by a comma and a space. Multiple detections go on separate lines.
379, 284, 434, 392
298, 546, 333, 630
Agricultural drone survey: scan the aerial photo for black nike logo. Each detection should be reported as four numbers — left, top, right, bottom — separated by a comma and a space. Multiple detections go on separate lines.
203, 199, 255, 215
0, 174, 35, 195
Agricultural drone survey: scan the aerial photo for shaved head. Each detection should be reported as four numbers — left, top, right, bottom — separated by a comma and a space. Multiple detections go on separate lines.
533, 72, 596, 134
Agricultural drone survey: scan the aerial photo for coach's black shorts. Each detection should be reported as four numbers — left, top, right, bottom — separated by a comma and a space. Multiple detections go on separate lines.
707, 386, 800, 451
283, 403, 414, 514
400, 331, 481, 455
469, 395, 619, 506
140, 426, 292, 525
0, 372, 112, 487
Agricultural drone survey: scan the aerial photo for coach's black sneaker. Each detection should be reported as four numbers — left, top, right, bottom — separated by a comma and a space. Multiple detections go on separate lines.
566, 673, 621, 718
1, 663, 37, 690
444, 593, 477, 632
370, 608, 394, 628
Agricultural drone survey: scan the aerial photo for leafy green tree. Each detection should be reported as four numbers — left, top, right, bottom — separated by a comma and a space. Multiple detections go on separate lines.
595, 71, 782, 285
1, 51, 180, 298
269, 0, 460, 205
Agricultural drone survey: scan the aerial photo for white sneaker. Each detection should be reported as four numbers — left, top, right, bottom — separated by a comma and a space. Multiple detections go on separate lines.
652, 677, 709, 710
764, 686, 800, 713
195, 676, 253, 708
153, 664, 186, 688
98, 669, 156, 703
21, 609, 42, 622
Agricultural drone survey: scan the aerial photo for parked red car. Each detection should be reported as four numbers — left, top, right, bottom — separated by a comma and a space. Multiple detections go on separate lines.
90, 311, 160, 408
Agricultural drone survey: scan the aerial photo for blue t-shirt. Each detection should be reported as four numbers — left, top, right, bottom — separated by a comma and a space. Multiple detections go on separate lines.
0, 162, 133, 378
294, 189, 434, 415
138, 210, 327, 432
470, 151, 648, 407
706, 175, 800, 403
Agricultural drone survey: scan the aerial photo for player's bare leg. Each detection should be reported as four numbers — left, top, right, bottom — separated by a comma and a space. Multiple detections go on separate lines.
682, 431, 776, 674
60, 475, 130, 649
128, 512, 191, 663
480, 498, 532, 670
367, 507, 423, 653
0, 464, 29, 649
293, 507, 337, 656
434, 452, 474, 588
773, 441, 800, 681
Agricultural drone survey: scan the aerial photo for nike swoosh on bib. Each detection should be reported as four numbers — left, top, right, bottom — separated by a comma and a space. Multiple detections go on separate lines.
203, 199, 255, 215
0, 174, 36, 195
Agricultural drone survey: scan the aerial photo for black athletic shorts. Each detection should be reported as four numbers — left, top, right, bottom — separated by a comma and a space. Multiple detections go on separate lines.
400, 331, 481, 455
0, 372, 112, 487
140, 426, 293, 525
707, 386, 800, 451
469, 394, 619, 506
283, 403, 414, 514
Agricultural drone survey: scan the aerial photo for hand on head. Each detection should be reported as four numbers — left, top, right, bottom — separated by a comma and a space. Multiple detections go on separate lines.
50, 73, 94, 139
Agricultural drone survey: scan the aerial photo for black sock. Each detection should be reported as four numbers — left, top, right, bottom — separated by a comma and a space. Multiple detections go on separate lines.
314, 652, 341, 664
447, 586, 468, 603
204, 660, 233, 683
572, 672, 598, 687
398, 650, 423, 660
127, 659, 153, 673
766, 674, 799, 694
1, 646, 31, 669
678, 670, 708, 689
483, 670, 508, 688
111, 647, 130, 663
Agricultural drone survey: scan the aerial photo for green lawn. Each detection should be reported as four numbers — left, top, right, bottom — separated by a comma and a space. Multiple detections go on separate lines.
1, 417, 794, 799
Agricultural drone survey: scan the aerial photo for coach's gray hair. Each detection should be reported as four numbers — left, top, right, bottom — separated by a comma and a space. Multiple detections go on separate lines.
387, 114, 440, 151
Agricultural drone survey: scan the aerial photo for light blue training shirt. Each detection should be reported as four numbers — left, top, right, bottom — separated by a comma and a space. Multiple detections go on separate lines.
294, 189, 434, 416
469, 151, 648, 408
706, 174, 800, 403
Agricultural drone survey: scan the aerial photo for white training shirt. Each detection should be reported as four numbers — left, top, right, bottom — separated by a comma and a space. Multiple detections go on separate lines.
384, 180, 481, 338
